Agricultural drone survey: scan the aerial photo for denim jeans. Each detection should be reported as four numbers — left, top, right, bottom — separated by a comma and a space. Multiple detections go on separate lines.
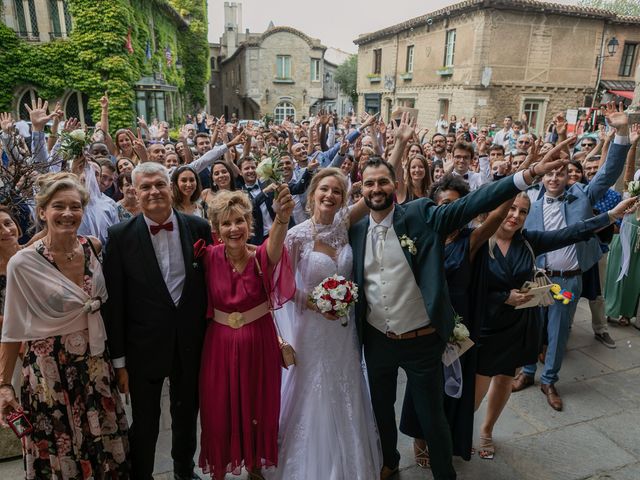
523, 275, 582, 385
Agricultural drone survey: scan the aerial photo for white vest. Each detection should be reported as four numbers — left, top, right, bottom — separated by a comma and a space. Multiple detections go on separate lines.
364, 225, 430, 335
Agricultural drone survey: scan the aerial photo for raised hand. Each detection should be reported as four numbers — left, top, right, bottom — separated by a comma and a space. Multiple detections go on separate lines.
394, 111, 415, 144
553, 113, 567, 136
360, 112, 379, 130
604, 101, 629, 135
127, 128, 146, 157
25, 97, 55, 132
630, 123, 640, 145
62, 117, 80, 133
0, 112, 14, 134
338, 138, 349, 156
318, 109, 330, 125
274, 184, 295, 220
227, 131, 246, 148
533, 135, 576, 176
100, 93, 109, 109
609, 196, 639, 220
136, 116, 148, 131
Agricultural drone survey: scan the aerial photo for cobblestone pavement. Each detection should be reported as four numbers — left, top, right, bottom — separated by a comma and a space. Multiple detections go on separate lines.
1, 299, 639, 479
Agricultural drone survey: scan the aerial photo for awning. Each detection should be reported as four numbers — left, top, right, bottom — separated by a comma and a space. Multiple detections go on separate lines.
609, 90, 634, 100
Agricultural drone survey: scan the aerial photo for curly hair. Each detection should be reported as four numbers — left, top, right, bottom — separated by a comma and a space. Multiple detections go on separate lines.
428, 173, 470, 201
35, 172, 89, 210
207, 189, 254, 236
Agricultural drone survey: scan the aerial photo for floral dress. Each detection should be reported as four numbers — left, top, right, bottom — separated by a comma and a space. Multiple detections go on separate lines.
20, 237, 130, 479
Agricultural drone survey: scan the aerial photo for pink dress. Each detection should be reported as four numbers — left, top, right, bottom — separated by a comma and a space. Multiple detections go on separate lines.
198, 242, 295, 477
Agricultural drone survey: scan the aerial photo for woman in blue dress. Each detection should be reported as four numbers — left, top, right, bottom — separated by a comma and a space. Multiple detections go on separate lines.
474, 192, 636, 460
399, 174, 512, 465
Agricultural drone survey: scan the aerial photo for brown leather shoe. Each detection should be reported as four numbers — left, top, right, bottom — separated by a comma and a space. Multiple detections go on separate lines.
512, 372, 534, 392
541, 383, 563, 411
380, 465, 399, 480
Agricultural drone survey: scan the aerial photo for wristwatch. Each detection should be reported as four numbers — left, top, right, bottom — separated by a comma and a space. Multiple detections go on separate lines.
528, 163, 543, 185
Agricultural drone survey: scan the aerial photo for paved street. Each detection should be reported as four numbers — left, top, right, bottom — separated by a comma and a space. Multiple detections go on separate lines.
0, 298, 639, 479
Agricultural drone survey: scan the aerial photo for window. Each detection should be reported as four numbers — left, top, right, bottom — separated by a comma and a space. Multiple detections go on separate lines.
619, 43, 638, 77
64, 91, 93, 126
14, 0, 39, 38
274, 102, 295, 124
397, 98, 415, 108
373, 49, 382, 75
48, 1, 72, 39
62, 0, 72, 33
406, 45, 414, 73
311, 58, 321, 82
276, 55, 292, 79
444, 29, 456, 67
522, 100, 545, 135
438, 99, 449, 119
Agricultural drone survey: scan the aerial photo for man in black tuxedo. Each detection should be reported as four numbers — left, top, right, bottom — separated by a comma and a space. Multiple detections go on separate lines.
103, 162, 212, 480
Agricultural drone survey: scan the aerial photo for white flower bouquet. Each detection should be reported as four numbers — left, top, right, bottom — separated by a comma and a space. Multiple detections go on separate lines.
59, 129, 89, 161
443, 315, 474, 367
309, 274, 359, 327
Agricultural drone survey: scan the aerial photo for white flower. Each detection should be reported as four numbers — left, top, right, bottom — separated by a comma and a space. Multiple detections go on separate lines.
69, 129, 86, 142
330, 284, 347, 300
628, 180, 640, 196
316, 298, 333, 312
399, 235, 417, 255
256, 158, 275, 180
453, 322, 470, 343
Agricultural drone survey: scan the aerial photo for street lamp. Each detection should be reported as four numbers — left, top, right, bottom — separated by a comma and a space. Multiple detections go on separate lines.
592, 36, 619, 107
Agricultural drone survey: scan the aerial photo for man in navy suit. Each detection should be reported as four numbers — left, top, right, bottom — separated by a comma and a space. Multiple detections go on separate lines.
512, 103, 631, 411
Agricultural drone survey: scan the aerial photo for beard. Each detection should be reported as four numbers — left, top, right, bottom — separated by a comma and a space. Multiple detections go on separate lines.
364, 191, 394, 211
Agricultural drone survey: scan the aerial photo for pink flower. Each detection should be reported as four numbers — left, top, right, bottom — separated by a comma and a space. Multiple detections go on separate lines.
54, 433, 72, 456
30, 338, 54, 357
63, 331, 88, 356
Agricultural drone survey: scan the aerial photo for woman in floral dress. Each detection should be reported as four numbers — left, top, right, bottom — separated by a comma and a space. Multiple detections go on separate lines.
0, 173, 129, 479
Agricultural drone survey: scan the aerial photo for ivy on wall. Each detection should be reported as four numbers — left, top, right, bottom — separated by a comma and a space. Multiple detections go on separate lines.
0, 0, 208, 131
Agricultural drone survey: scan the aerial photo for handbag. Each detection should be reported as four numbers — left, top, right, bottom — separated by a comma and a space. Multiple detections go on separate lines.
523, 240, 554, 307
254, 256, 297, 369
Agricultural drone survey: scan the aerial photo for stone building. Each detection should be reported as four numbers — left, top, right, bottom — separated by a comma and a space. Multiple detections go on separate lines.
208, 1, 351, 122
354, 0, 640, 135
1, 0, 207, 128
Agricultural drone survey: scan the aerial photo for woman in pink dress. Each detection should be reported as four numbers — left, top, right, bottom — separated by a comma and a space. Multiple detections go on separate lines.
198, 186, 296, 480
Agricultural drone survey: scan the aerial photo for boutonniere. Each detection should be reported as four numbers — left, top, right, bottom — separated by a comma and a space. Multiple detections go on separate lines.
399, 234, 417, 255
193, 239, 207, 268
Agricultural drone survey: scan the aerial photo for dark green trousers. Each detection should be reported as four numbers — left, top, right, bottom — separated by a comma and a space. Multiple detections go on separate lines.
364, 324, 456, 480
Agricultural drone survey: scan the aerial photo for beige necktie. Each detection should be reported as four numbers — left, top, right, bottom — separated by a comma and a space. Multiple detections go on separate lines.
373, 225, 388, 263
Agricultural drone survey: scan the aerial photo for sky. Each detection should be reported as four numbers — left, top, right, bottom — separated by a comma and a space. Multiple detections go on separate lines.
207, 0, 578, 54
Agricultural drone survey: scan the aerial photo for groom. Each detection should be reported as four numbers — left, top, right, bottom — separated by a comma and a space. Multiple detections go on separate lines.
350, 151, 569, 479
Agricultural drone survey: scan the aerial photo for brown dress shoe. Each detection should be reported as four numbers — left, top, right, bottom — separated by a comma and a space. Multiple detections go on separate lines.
380, 465, 399, 480
512, 372, 534, 392
541, 383, 563, 411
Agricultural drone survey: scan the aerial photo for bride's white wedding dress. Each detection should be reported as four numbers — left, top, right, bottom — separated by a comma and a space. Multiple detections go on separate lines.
268, 208, 381, 480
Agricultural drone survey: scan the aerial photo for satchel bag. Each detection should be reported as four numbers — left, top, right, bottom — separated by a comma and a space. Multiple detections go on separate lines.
523, 240, 555, 307
254, 256, 297, 369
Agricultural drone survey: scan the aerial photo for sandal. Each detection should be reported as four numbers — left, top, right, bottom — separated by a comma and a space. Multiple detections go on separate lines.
608, 316, 631, 327
413, 438, 430, 468
478, 436, 495, 460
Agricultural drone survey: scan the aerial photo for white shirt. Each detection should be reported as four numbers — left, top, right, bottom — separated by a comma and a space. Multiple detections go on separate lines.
542, 194, 579, 272
492, 128, 512, 147
143, 211, 186, 305
452, 169, 486, 191
14, 120, 30, 138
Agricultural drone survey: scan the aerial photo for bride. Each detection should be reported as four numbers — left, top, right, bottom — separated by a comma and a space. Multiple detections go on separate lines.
268, 167, 381, 479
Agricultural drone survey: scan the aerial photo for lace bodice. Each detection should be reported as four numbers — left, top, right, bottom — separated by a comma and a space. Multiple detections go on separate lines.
285, 208, 352, 291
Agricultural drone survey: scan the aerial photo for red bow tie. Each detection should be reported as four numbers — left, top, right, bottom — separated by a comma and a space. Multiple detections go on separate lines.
150, 222, 174, 235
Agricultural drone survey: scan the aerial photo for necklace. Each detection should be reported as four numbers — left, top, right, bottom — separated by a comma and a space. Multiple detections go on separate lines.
225, 247, 251, 273
44, 238, 80, 262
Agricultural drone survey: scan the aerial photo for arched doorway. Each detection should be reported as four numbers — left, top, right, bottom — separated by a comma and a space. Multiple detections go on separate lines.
274, 101, 295, 124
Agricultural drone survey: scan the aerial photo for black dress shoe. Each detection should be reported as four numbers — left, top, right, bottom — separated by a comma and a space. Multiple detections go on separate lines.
173, 472, 202, 480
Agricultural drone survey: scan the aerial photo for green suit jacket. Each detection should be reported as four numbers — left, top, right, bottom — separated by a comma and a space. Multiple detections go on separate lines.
349, 175, 523, 344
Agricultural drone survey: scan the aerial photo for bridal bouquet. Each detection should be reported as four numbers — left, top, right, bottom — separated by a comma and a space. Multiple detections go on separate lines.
309, 275, 358, 327
256, 147, 285, 186
59, 129, 89, 161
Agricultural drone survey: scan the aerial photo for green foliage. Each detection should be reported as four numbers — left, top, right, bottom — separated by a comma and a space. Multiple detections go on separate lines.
335, 55, 358, 107
0, 0, 208, 131
578, 0, 640, 15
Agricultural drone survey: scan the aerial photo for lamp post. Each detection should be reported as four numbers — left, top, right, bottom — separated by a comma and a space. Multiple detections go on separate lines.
592, 36, 619, 108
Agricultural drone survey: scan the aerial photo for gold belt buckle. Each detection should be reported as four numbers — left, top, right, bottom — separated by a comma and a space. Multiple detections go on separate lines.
228, 312, 245, 329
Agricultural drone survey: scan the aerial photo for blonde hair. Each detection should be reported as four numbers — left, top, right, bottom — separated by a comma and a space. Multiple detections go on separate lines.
488, 192, 531, 259
207, 190, 254, 235
35, 172, 89, 210
305, 168, 348, 215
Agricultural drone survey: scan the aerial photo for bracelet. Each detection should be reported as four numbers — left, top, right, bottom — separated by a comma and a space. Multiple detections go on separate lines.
528, 163, 542, 184
275, 216, 288, 225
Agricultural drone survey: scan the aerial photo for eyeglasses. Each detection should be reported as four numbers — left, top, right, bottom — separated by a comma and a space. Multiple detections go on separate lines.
582, 143, 596, 147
